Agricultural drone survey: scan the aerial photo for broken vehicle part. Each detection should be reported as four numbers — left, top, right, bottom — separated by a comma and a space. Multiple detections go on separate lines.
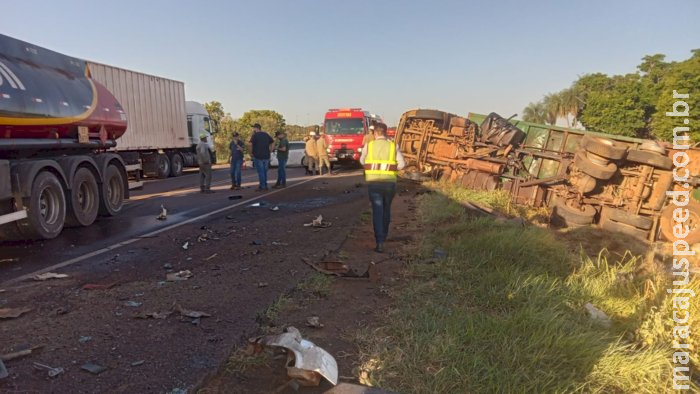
0, 307, 32, 319
81, 362, 107, 375
166, 270, 193, 282
33, 362, 65, 377
249, 326, 338, 386
33, 272, 69, 281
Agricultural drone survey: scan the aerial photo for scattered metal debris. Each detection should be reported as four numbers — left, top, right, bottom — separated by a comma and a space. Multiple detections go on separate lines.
33, 362, 65, 378
270, 205, 280, 211
163, 263, 173, 270
301, 258, 377, 280
139, 311, 172, 320
0, 307, 32, 319
304, 215, 332, 228
81, 362, 107, 375
79, 336, 92, 343
131, 360, 145, 367
257, 282, 269, 288
182, 241, 190, 250
166, 270, 193, 282
177, 305, 211, 319
0, 345, 43, 362
156, 204, 167, 221
250, 240, 263, 246
204, 253, 218, 261
306, 316, 324, 329
0, 258, 18, 264
124, 301, 143, 308
33, 272, 69, 281
248, 326, 338, 386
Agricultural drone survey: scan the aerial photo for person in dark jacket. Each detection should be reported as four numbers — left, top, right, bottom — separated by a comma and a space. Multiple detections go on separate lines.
229, 132, 244, 189
248, 123, 275, 191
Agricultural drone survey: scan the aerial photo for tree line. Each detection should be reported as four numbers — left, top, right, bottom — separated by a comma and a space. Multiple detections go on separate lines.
523, 50, 699, 142
203, 102, 319, 161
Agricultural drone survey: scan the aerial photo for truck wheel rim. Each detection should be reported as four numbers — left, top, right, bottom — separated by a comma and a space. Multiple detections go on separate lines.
108, 175, 122, 207
78, 181, 94, 211
39, 185, 60, 225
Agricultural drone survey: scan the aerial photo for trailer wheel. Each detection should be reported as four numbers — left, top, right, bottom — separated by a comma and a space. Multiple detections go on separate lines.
99, 164, 125, 216
626, 149, 673, 170
552, 197, 596, 227
599, 216, 650, 240
574, 152, 617, 180
600, 207, 653, 230
660, 200, 700, 244
580, 135, 627, 160
65, 167, 99, 227
169, 153, 184, 177
156, 154, 170, 179
19, 171, 66, 239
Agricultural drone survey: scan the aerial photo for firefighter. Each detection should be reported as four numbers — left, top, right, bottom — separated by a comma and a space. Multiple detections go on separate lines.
305, 131, 318, 175
316, 131, 332, 175
359, 122, 405, 252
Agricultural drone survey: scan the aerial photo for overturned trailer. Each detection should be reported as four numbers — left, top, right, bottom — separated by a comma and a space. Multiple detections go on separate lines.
395, 109, 700, 243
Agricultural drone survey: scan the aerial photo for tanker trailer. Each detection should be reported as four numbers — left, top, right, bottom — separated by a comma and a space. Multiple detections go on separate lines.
0, 34, 129, 239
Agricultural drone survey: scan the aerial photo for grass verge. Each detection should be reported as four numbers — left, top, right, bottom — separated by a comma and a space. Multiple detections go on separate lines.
357, 182, 699, 393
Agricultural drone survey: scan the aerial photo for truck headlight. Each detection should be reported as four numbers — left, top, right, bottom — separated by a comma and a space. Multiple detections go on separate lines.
327, 148, 331, 153
357, 147, 362, 153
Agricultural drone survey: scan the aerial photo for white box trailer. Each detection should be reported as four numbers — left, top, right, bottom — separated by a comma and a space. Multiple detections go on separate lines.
87, 62, 216, 179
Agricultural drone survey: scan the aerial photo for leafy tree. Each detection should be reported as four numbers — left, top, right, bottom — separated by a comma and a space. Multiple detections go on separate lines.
204, 101, 225, 125
522, 101, 548, 124
578, 74, 649, 137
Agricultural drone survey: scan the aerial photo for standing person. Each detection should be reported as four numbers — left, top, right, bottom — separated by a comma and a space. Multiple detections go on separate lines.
229, 132, 244, 189
248, 123, 275, 191
273, 131, 289, 188
197, 133, 214, 193
315, 131, 332, 175
359, 123, 405, 252
305, 131, 318, 176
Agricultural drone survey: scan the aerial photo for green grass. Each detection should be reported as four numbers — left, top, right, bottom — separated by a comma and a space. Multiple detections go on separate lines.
356, 186, 699, 393
296, 272, 333, 298
255, 294, 290, 329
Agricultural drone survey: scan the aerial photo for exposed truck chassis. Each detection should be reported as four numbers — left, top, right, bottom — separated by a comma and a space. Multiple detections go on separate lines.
395, 108, 700, 243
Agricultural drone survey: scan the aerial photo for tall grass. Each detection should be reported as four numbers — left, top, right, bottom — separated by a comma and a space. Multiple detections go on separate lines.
357, 186, 698, 393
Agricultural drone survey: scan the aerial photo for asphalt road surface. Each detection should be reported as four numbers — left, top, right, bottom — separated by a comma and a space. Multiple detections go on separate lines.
0, 164, 352, 285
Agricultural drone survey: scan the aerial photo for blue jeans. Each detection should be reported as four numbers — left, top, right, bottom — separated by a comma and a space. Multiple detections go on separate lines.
253, 158, 269, 189
230, 159, 242, 186
367, 182, 396, 245
276, 158, 287, 185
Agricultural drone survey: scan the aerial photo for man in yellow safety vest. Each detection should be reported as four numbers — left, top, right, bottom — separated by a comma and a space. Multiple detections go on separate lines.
359, 122, 406, 253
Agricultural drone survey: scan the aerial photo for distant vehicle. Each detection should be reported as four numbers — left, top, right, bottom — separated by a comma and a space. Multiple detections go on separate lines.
270, 141, 306, 167
322, 108, 382, 165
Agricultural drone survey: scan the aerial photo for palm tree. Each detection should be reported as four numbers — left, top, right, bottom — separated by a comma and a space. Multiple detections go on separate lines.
543, 93, 562, 125
522, 101, 548, 124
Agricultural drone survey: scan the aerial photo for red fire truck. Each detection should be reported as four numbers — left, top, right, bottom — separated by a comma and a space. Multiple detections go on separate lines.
323, 108, 383, 165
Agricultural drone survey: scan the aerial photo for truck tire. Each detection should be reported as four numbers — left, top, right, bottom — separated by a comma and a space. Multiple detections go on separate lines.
18, 171, 66, 239
65, 167, 99, 227
414, 109, 446, 121
660, 200, 700, 244
169, 153, 184, 177
600, 207, 653, 230
552, 197, 596, 226
580, 135, 627, 160
574, 152, 617, 180
626, 149, 673, 170
99, 164, 125, 216
156, 154, 170, 179
600, 216, 650, 240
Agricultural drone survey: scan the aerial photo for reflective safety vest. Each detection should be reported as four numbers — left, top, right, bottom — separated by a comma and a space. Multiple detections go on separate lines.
364, 139, 398, 182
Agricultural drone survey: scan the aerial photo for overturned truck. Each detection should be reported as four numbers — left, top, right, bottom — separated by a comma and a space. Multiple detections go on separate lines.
395, 109, 700, 243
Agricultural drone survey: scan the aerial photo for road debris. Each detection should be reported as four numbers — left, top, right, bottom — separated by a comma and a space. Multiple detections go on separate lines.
131, 360, 145, 367
204, 253, 218, 261
139, 311, 172, 319
257, 282, 269, 288
0, 359, 7, 379
182, 241, 190, 250
249, 201, 268, 207
306, 316, 324, 329
197, 233, 210, 242
228, 195, 243, 200
584, 302, 612, 327
79, 336, 92, 343
0, 345, 43, 362
166, 270, 193, 282
33, 362, 64, 378
124, 301, 143, 308
250, 240, 263, 246
177, 305, 211, 319
0, 258, 18, 264
33, 272, 69, 281
163, 263, 173, 269
301, 258, 377, 280
156, 204, 167, 220
270, 205, 280, 211
324, 383, 398, 394
82, 282, 118, 290
271, 241, 289, 246
247, 326, 338, 386
304, 215, 332, 228
81, 362, 107, 375
0, 307, 31, 319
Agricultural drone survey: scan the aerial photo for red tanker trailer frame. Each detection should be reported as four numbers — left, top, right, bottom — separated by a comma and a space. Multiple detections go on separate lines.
0, 34, 129, 239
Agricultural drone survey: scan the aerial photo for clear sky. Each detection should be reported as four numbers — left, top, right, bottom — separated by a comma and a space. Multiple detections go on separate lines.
4, 0, 699, 126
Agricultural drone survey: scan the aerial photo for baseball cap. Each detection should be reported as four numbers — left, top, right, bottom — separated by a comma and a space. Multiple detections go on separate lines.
252, 123, 261, 129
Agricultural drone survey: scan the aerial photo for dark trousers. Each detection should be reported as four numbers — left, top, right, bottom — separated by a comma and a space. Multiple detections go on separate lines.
253, 158, 269, 190
367, 182, 396, 245
230, 159, 242, 186
276, 158, 287, 185
200, 163, 212, 190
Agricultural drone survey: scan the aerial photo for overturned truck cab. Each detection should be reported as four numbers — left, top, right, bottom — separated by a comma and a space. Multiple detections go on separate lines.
395, 108, 700, 243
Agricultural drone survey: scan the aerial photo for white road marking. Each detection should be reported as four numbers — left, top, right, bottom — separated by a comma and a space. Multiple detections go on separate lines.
1, 176, 325, 287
